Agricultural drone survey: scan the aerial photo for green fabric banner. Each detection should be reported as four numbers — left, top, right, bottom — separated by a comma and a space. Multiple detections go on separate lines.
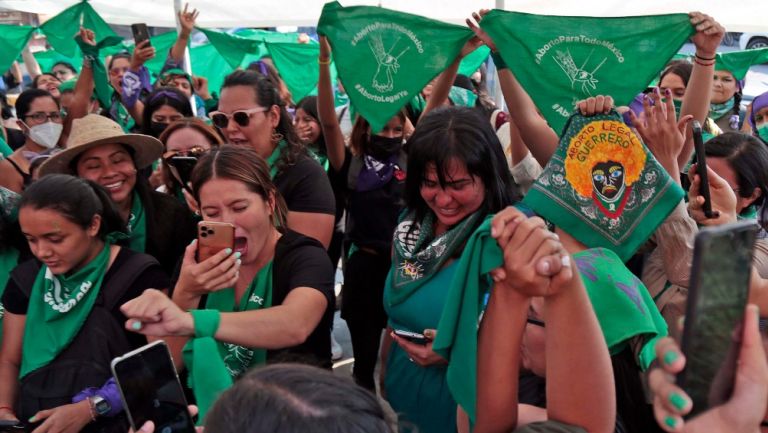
40, 1, 120, 58
317, 1, 474, 132
458, 45, 490, 77
34, 50, 81, 75
522, 111, 684, 261
715, 47, 768, 80
481, 10, 692, 133
266, 41, 323, 103
0, 25, 34, 76
198, 27, 265, 69
190, 43, 233, 96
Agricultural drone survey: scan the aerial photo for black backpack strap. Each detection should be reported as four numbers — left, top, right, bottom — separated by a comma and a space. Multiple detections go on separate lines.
10, 259, 42, 299
101, 252, 160, 310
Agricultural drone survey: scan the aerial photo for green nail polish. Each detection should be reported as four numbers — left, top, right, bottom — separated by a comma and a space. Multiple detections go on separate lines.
669, 392, 687, 411
664, 416, 677, 429
663, 350, 679, 366
28, 416, 36, 423
225, 248, 233, 255
235, 252, 242, 259
236, 259, 242, 266
131, 321, 142, 330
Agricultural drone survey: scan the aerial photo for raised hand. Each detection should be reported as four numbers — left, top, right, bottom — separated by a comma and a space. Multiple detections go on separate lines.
575, 95, 614, 116
178, 3, 199, 38
130, 40, 156, 72
466, 9, 496, 52
631, 88, 692, 175
689, 12, 724, 58
78, 27, 96, 46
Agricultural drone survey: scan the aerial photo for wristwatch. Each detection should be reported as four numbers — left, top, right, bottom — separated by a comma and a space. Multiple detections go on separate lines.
88, 395, 111, 418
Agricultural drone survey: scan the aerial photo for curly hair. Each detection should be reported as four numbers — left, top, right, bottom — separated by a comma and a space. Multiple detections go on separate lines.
564, 120, 647, 198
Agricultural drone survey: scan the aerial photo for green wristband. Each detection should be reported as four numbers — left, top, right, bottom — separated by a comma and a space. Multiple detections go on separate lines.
491, 51, 508, 70
191, 309, 221, 338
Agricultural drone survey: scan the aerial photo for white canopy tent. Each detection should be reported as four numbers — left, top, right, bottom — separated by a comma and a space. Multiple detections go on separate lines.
0, 0, 765, 31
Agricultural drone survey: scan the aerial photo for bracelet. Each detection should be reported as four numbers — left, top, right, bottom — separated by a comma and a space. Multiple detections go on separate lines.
694, 52, 716, 61
490, 51, 508, 70
0, 405, 13, 413
693, 58, 715, 67
318, 57, 331, 65
85, 398, 97, 422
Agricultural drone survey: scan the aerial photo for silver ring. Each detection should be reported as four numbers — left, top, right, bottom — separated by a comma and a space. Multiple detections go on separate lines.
408, 357, 414, 363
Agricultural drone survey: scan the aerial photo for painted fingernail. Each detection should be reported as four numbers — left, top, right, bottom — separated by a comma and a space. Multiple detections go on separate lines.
561, 255, 571, 268
664, 350, 679, 366
235, 252, 242, 259
669, 392, 688, 411
28, 416, 36, 423
236, 259, 242, 266
664, 416, 677, 429
131, 321, 143, 331
225, 248, 233, 255
665, 88, 672, 96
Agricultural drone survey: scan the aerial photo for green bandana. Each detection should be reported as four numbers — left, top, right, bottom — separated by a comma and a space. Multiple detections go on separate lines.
458, 45, 490, 77
267, 140, 288, 179
20, 243, 111, 378
183, 261, 273, 421
710, 96, 735, 121
757, 125, 768, 142
448, 86, 477, 107
196, 27, 265, 69
523, 111, 684, 261
76, 34, 123, 110
317, 1, 474, 133
0, 187, 20, 223
715, 48, 768, 80
39, 1, 121, 58
432, 216, 667, 423
480, 10, 692, 133
389, 210, 482, 307
0, 24, 34, 79
127, 191, 147, 253
266, 41, 328, 103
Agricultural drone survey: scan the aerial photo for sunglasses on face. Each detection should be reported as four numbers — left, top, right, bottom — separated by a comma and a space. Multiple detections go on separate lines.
162, 146, 209, 161
208, 107, 268, 129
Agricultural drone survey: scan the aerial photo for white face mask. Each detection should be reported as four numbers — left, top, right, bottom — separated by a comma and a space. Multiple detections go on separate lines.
27, 121, 63, 149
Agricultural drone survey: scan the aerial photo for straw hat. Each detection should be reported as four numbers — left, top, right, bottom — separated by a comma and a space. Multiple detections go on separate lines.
39, 114, 163, 177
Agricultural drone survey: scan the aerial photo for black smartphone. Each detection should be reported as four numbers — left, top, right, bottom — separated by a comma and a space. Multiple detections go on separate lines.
677, 221, 757, 418
0, 420, 25, 432
167, 156, 198, 191
112, 341, 195, 433
691, 120, 714, 218
131, 23, 151, 47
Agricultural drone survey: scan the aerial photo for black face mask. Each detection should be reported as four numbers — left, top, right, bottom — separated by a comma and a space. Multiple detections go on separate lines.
367, 134, 402, 159
149, 121, 169, 138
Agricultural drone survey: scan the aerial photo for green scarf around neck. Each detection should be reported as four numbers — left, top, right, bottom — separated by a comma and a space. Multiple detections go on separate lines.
710, 96, 735, 121
20, 243, 111, 378
0, 248, 21, 347
182, 261, 273, 421
432, 218, 667, 424
388, 210, 483, 307
266, 140, 288, 179
126, 191, 147, 253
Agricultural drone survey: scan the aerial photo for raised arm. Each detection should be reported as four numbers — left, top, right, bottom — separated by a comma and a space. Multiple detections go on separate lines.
677, 12, 724, 167
420, 37, 483, 119
467, 11, 559, 166
21, 45, 41, 82
66, 29, 98, 126
316, 36, 347, 172
122, 40, 156, 126
169, 3, 199, 65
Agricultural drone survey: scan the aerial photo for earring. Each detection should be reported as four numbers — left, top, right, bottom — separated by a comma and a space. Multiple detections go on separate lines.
271, 129, 284, 145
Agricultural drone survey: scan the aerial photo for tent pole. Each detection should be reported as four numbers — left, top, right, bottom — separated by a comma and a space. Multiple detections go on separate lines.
492, 0, 505, 110
174, 0, 197, 114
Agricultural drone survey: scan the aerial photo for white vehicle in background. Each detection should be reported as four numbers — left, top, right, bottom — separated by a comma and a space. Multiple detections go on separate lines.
740, 33, 768, 50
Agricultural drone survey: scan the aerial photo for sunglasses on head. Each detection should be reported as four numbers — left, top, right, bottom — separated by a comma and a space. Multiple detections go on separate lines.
208, 107, 269, 129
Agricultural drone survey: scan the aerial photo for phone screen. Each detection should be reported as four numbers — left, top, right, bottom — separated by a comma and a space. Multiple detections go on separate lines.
112, 342, 195, 433
678, 221, 757, 418
691, 120, 713, 218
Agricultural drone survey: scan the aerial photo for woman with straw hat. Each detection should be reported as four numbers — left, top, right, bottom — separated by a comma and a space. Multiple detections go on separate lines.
38, 114, 196, 274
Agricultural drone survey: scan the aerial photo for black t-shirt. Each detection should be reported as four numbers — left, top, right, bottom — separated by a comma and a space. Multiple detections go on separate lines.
267, 230, 335, 368
273, 154, 336, 215
3, 248, 170, 348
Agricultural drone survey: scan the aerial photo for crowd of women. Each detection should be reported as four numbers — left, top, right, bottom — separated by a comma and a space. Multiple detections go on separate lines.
1, 4, 768, 433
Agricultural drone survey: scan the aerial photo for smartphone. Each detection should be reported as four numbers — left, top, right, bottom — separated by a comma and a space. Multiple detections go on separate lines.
112, 341, 195, 433
131, 23, 151, 47
166, 156, 198, 191
197, 221, 235, 262
691, 120, 714, 218
677, 221, 757, 418
393, 329, 428, 344
0, 420, 25, 432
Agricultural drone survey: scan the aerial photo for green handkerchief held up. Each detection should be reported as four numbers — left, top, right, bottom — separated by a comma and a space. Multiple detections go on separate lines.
0, 25, 34, 76
40, 1, 120, 58
317, 1, 473, 133
480, 10, 692, 133
715, 48, 768, 80
523, 111, 684, 261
